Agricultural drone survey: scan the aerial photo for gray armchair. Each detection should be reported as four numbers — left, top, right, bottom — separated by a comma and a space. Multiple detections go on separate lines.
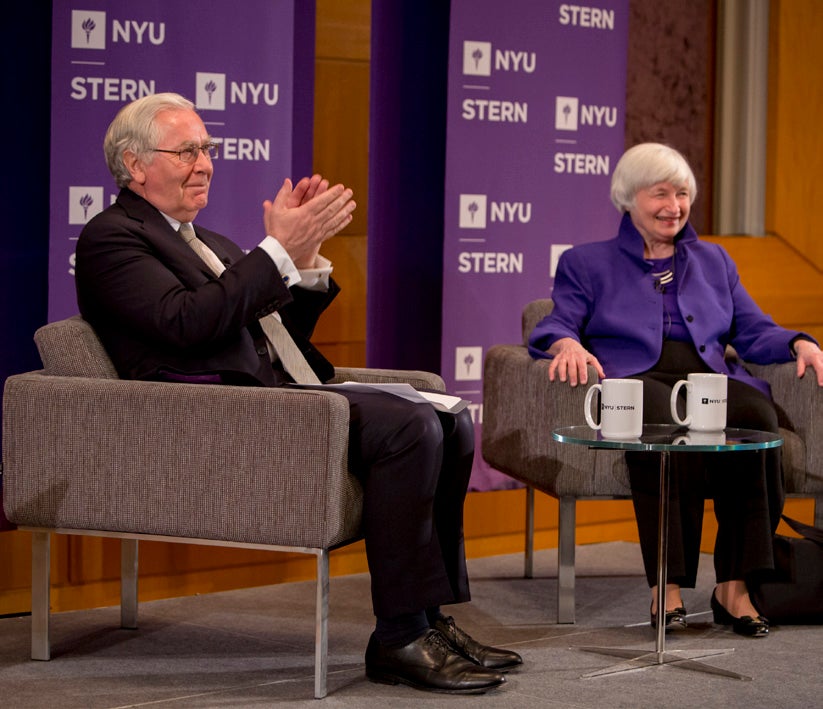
482, 298, 823, 623
2, 315, 446, 699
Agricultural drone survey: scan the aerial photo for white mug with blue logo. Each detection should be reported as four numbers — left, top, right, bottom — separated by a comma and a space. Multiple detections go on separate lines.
670, 373, 728, 432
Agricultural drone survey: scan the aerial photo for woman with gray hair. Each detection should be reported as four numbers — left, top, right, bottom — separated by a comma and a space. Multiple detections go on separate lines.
529, 143, 823, 638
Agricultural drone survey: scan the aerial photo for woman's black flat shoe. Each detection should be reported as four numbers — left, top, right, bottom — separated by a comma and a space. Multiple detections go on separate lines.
650, 603, 687, 632
710, 590, 769, 637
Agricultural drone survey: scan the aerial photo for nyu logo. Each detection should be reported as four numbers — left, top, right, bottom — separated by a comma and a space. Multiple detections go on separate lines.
455, 346, 483, 381
72, 10, 106, 49
459, 194, 487, 228
462, 41, 536, 76
71, 10, 166, 50
555, 97, 618, 131
196, 73, 280, 111
68, 186, 105, 225
459, 194, 532, 229
197, 73, 227, 110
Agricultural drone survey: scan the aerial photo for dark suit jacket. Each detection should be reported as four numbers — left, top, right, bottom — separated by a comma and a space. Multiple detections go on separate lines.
75, 188, 338, 385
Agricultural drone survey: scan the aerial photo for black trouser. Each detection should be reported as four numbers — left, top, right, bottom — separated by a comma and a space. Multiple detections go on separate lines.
626, 341, 784, 588
300, 385, 474, 618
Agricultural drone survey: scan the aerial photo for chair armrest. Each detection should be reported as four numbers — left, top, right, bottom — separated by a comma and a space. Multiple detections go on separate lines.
2, 373, 362, 548
34, 315, 119, 378
521, 298, 554, 344
482, 344, 608, 495
746, 361, 823, 491
331, 367, 445, 392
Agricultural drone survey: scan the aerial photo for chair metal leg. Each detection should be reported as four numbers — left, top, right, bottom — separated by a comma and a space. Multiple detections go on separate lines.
814, 496, 823, 530
314, 549, 329, 700
120, 539, 139, 629
30, 530, 51, 660
557, 496, 576, 624
524, 486, 535, 578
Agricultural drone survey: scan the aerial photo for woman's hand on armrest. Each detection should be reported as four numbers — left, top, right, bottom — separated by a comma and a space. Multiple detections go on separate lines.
794, 339, 823, 386
546, 337, 605, 387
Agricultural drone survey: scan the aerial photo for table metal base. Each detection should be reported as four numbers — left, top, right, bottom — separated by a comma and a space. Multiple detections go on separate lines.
577, 450, 750, 682
550, 427, 782, 685
576, 645, 750, 680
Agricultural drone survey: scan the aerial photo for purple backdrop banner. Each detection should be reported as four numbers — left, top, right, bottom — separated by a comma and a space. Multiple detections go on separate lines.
442, 1, 629, 491
49, 0, 303, 322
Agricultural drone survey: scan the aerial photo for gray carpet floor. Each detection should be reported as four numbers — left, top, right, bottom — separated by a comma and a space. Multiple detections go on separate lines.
1, 542, 820, 708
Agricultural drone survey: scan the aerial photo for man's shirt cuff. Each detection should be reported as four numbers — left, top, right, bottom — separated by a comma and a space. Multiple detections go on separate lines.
259, 239, 334, 291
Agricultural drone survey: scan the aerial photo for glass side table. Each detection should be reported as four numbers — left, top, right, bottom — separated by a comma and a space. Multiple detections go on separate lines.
552, 424, 783, 680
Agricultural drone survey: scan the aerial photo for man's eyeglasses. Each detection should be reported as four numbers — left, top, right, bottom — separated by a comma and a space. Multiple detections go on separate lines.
151, 142, 220, 164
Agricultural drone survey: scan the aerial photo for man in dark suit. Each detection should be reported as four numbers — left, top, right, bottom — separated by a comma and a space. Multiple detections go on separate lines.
75, 93, 521, 694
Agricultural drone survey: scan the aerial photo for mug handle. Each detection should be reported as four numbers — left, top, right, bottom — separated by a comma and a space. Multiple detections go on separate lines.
670, 380, 691, 426
584, 384, 602, 430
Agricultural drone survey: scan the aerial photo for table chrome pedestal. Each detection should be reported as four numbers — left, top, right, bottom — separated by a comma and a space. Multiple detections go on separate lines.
552, 425, 783, 681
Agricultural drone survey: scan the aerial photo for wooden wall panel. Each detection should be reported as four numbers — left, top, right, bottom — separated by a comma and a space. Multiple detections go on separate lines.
315, 0, 370, 61
702, 235, 823, 339
0, 529, 36, 590
311, 0, 370, 367
767, 0, 823, 270
310, 216, 367, 366
312, 61, 370, 240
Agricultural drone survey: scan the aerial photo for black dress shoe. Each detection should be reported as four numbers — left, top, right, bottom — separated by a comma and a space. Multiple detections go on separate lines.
365, 629, 506, 694
432, 616, 523, 671
710, 589, 769, 637
650, 603, 687, 632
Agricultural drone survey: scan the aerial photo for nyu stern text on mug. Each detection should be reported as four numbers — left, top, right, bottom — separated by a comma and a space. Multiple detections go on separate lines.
584, 378, 643, 440
670, 373, 727, 432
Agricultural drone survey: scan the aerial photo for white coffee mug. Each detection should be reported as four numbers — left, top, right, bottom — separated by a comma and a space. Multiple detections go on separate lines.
584, 378, 643, 440
670, 373, 727, 432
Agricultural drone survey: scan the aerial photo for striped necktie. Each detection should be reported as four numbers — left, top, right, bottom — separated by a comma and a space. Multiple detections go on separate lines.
178, 222, 321, 384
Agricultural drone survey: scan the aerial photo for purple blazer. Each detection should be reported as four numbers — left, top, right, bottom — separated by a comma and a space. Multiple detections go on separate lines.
528, 212, 815, 396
